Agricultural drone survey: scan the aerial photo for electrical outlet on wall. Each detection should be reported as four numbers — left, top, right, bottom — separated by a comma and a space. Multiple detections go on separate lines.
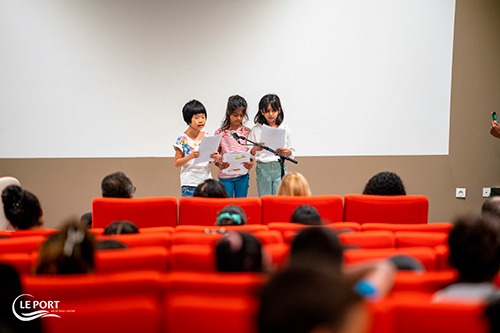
483, 187, 491, 198
456, 188, 466, 198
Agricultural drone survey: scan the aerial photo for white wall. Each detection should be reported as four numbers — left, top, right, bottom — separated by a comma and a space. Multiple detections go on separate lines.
0, 0, 456, 158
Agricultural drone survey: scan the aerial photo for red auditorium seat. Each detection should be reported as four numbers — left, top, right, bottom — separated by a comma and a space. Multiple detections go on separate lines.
95, 232, 172, 249
344, 247, 438, 271
362, 222, 452, 233
261, 195, 344, 224
343, 194, 429, 224
170, 244, 215, 271
391, 270, 457, 293
95, 246, 170, 272
338, 231, 395, 249
0, 235, 45, 254
0, 252, 33, 274
92, 196, 178, 228
175, 224, 269, 233
395, 231, 448, 248
178, 197, 262, 226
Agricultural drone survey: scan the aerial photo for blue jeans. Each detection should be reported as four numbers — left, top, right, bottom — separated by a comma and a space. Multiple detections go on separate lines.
219, 173, 250, 198
256, 161, 287, 196
181, 185, 196, 197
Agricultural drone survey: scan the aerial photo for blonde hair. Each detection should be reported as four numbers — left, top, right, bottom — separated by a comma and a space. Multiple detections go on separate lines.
277, 172, 311, 196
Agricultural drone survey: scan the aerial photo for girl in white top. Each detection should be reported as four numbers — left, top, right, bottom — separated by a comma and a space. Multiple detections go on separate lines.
248, 94, 295, 196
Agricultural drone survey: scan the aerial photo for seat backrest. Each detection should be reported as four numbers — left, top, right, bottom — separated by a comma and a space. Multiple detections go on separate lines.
395, 231, 448, 248
170, 244, 215, 271
92, 197, 178, 228
343, 194, 428, 224
0, 252, 34, 274
362, 222, 453, 233
178, 197, 262, 226
392, 270, 457, 293
0, 235, 45, 254
175, 225, 269, 233
261, 195, 344, 224
95, 246, 170, 272
344, 247, 437, 271
95, 232, 172, 249
338, 231, 395, 249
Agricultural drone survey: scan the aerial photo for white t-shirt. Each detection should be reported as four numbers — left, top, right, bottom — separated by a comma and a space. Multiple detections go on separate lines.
173, 132, 212, 187
247, 123, 295, 163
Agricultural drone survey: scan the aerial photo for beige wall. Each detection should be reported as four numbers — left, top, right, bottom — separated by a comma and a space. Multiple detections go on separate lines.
1, 0, 499, 228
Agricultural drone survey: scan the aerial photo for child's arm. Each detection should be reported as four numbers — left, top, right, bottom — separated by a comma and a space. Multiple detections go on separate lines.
173, 147, 199, 168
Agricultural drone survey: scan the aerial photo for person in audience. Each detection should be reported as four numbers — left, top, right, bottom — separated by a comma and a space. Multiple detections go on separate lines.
290, 227, 396, 300
0, 263, 43, 333
193, 179, 229, 198
1, 185, 43, 230
257, 265, 368, 333
35, 220, 96, 275
433, 214, 500, 303
481, 196, 500, 218
362, 171, 406, 195
290, 205, 322, 225
216, 205, 247, 226
387, 254, 425, 272
215, 231, 269, 273
0, 176, 21, 230
81, 171, 136, 228
277, 172, 311, 196
103, 220, 139, 235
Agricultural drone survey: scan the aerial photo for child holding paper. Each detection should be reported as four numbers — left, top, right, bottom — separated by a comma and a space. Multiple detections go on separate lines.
214, 95, 253, 198
248, 94, 294, 196
173, 100, 221, 197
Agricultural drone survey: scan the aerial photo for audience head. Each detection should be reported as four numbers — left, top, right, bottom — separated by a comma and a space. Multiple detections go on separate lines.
257, 265, 367, 333
481, 196, 500, 219
1, 185, 43, 230
183, 99, 207, 125
277, 172, 311, 196
35, 220, 96, 275
388, 254, 425, 272
0, 176, 21, 230
290, 205, 322, 225
193, 179, 228, 198
215, 231, 268, 273
95, 239, 128, 250
103, 220, 139, 235
290, 227, 344, 274
101, 171, 135, 198
448, 214, 500, 283
362, 171, 406, 195
216, 205, 247, 226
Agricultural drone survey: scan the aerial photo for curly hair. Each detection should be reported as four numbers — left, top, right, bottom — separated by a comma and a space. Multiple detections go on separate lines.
362, 171, 406, 195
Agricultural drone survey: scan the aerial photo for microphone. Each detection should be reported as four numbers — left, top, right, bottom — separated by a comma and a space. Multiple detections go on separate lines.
231, 131, 244, 141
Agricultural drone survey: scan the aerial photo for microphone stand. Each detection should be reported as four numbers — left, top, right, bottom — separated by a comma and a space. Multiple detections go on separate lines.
235, 135, 298, 179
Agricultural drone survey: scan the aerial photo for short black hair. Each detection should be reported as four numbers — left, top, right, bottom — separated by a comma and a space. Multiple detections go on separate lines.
215, 232, 265, 272
448, 214, 500, 282
101, 172, 135, 198
103, 220, 139, 235
193, 179, 228, 198
363, 171, 406, 195
182, 99, 207, 125
290, 205, 322, 225
481, 197, 500, 218
290, 227, 344, 273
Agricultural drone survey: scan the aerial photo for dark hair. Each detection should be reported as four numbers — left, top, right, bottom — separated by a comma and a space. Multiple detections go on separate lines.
481, 197, 500, 218
448, 214, 500, 283
484, 294, 500, 333
216, 205, 247, 226
362, 171, 406, 195
290, 205, 322, 225
220, 95, 248, 130
182, 99, 207, 125
257, 265, 363, 333
290, 227, 344, 273
101, 172, 135, 198
388, 254, 425, 272
193, 179, 228, 198
1, 185, 42, 230
103, 220, 139, 235
254, 94, 284, 126
215, 232, 266, 272
35, 220, 96, 275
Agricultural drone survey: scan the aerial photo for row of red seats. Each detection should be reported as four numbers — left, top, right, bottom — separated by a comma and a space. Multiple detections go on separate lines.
19, 270, 488, 333
90, 194, 429, 227
0, 231, 451, 274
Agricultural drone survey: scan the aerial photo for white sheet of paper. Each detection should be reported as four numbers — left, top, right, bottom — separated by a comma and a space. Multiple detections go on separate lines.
261, 125, 285, 149
193, 135, 221, 164
221, 151, 252, 175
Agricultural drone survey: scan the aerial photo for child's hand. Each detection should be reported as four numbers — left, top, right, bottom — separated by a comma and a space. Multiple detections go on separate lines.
243, 159, 254, 170
190, 151, 200, 159
276, 148, 291, 157
491, 120, 500, 138
251, 143, 265, 155
210, 152, 221, 161
217, 161, 230, 170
